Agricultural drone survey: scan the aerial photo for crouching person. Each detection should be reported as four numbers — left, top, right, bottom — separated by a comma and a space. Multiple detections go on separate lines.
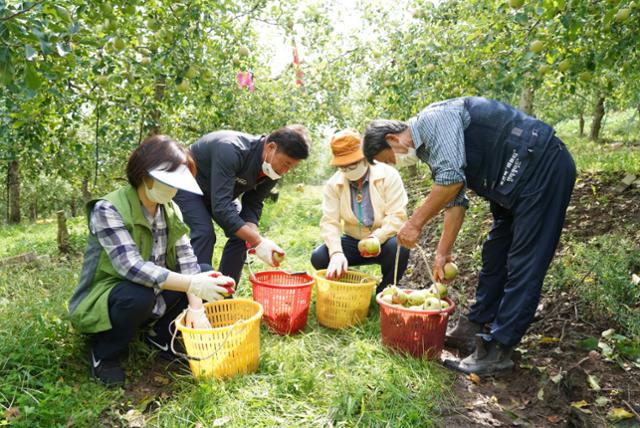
68, 135, 235, 387
310, 130, 410, 294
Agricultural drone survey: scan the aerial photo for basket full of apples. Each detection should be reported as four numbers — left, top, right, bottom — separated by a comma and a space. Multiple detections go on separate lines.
376, 283, 455, 359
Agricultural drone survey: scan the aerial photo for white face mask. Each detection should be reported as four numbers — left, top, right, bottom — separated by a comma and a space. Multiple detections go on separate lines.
262, 147, 282, 180
394, 147, 419, 168
342, 161, 369, 181
145, 179, 177, 204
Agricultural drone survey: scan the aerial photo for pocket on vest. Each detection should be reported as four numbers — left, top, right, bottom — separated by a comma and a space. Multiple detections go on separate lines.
493, 130, 532, 196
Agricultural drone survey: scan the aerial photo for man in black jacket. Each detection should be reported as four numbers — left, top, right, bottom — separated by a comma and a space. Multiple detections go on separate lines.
174, 125, 310, 283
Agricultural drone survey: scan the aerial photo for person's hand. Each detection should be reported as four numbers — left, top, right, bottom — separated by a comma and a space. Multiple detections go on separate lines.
187, 272, 235, 301
255, 238, 285, 267
184, 305, 211, 329
358, 235, 381, 258
326, 252, 348, 279
397, 221, 422, 249
432, 253, 454, 283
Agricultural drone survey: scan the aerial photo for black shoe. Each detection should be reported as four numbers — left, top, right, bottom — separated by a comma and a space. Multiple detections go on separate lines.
144, 332, 186, 362
444, 314, 484, 355
89, 349, 124, 387
444, 334, 514, 375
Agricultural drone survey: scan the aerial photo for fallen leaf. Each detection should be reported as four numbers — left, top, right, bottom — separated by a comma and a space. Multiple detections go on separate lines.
631, 273, 640, 285
594, 396, 609, 407
550, 373, 563, 384
539, 336, 561, 345
123, 409, 145, 428
587, 374, 601, 392
153, 375, 169, 385
537, 388, 544, 401
213, 416, 230, 427
607, 407, 634, 421
571, 400, 589, 409
4, 407, 21, 422
601, 329, 615, 339
468, 373, 481, 385
547, 415, 562, 424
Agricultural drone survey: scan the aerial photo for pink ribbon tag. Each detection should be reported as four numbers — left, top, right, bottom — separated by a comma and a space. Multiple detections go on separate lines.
236, 71, 254, 92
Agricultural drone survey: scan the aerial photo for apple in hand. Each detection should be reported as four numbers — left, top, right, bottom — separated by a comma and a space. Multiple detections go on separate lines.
443, 262, 458, 280
358, 237, 381, 257
209, 272, 235, 296
272, 251, 285, 266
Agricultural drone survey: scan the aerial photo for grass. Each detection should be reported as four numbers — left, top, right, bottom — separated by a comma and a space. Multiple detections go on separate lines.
0, 184, 451, 427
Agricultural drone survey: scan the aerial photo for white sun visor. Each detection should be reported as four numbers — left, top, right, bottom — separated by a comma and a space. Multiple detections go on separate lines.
148, 163, 203, 195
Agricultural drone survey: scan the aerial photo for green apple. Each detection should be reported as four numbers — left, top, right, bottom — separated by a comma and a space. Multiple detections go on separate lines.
176, 80, 190, 92
382, 286, 397, 296
440, 300, 450, 309
423, 297, 442, 311
530, 40, 544, 54
185, 66, 198, 79
408, 305, 424, 311
538, 64, 551, 75
391, 290, 408, 305
381, 294, 393, 304
113, 37, 126, 51
558, 59, 571, 72
429, 283, 448, 298
509, 0, 524, 9
443, 262, 458, 280
407, 293, 425, 306
272, 252, 285, 264
95, 75, 109, 86
425, 63, 436, 73
615, 8, 631, 22
239, 46, 250, 57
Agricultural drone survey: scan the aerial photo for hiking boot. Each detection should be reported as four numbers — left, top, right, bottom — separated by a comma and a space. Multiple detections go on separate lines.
144, 332, 186, 362
444, 334, 514, 375
89, 349, 124, 387
444, 314, 484, 355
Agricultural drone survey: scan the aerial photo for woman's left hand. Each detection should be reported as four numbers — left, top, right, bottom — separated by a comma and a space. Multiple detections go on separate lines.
185, 305, 211, 329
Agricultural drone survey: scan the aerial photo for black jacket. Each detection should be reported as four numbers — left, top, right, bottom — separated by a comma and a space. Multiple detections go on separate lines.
190, 130, 277, 236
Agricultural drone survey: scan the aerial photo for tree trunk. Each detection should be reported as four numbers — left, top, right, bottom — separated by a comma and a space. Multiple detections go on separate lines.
519, 87, 534, 116
578, 113, 585, 137
29, 199, 37, 221
81, 175, 91, 201
70, 197, 77, 217
590, 96, 605, 141
57, 210, 71, 254
7, 160, 20, 224
637, 104, 640, 130
149, 76, 166, 136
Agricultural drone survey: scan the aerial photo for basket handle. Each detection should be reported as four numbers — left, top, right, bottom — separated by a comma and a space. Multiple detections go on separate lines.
169, 311, 248, 362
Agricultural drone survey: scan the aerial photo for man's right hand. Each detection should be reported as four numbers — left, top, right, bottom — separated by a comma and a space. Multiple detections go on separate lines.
255, 238, 285, 267
187, 272, 235, 301
326, 252, 348, 279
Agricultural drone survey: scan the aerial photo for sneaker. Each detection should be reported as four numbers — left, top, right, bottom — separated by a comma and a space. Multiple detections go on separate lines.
444, 314, 484, 355
89, 349, 124, 387
144, 333, 186, 362
444, 334, 514, 375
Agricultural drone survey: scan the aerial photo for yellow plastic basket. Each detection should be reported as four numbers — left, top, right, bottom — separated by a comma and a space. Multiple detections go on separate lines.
174, 299, 263, 380
313, 269, 377, 329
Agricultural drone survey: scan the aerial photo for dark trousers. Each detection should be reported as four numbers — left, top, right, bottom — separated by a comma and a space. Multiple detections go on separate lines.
467, 138, 576, 347
174, 190, 247, 284
310, 235, 410, 294
92, 264, 212, 360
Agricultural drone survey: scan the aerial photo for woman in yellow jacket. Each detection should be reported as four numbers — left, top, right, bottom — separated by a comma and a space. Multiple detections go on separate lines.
311, 130, 410, 293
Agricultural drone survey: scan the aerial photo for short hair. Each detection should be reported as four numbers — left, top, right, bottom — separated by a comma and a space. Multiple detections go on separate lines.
126, 135, 196, 187
363, 119, 408, 163
267, 124, 310, 160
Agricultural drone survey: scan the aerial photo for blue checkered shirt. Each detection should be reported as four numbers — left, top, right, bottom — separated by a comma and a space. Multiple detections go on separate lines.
408, 98, 471, 209
89, 200, 200, 289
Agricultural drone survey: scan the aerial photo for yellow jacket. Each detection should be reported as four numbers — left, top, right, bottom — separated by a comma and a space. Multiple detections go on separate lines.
320, 162, 408, 256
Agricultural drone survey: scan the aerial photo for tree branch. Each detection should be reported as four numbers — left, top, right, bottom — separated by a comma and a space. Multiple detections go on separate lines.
1, 1, 44, 22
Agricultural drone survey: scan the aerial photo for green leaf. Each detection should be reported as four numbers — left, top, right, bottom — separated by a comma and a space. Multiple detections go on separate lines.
25, 45, 37, 61
577, 337, 598, 350
24, 63, 42, 90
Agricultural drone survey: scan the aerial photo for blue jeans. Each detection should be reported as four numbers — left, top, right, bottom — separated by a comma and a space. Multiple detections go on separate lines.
310, 235, 410, 294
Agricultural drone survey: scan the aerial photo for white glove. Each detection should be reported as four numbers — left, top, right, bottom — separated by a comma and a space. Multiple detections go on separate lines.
184, 305, 212, 329
255, 238, 285, 267
326, 252, 348, 280
187, 272, 235, 302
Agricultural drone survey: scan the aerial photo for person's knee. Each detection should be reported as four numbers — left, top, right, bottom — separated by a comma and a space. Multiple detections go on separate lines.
109, 283, 155, 319
310, 246, 329, 270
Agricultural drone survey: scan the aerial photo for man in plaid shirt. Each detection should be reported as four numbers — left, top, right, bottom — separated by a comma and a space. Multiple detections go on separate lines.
363, 97, 576, 375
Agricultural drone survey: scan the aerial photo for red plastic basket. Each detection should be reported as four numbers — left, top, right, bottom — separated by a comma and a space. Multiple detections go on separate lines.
376, 291, 455, 359
249, 270, 315, 335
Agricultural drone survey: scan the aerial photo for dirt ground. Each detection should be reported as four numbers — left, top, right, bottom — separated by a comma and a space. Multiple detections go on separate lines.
402, 172, 640, 427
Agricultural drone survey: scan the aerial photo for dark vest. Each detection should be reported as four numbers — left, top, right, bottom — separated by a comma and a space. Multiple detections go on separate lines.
462, 97, 555, 208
